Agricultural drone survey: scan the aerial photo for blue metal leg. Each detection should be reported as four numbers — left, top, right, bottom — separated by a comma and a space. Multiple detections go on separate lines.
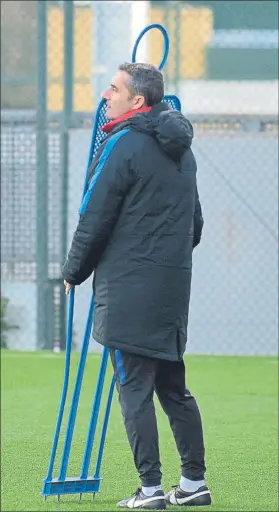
45, 287, 75, 481
93, 373, 116, 480
80, 346, 110, 479
58, 292, 95, 481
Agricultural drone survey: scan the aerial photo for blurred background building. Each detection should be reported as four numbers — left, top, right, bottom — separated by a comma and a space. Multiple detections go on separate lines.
1, 1, 278, 355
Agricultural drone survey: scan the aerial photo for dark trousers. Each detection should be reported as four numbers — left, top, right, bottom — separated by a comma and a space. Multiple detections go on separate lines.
110, 349, 206, 487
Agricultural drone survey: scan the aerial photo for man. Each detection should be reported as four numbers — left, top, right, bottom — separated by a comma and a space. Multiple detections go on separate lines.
63, 63, 211, 509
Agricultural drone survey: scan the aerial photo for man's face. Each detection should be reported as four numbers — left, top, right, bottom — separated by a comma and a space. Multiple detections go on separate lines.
102, 70, 145, 120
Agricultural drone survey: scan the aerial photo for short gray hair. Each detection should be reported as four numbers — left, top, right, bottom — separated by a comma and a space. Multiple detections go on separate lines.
119, 62, 164, 106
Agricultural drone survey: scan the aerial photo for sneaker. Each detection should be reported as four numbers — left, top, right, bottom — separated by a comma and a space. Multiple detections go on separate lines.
117, 488, 166, 509
165, 485, 211, 506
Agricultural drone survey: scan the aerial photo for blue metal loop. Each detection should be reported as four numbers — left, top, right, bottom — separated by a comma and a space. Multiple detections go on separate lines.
131, 23, 169, 70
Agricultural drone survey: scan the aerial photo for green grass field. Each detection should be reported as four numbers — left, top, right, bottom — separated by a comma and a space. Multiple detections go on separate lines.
1, 351, 278, 512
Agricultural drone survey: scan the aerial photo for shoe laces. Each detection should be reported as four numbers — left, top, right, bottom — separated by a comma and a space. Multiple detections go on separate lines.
165, 484, 178, 496
133, 488, 142, 497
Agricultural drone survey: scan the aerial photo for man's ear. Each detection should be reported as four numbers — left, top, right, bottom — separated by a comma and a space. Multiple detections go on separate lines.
131, 95, 145, 110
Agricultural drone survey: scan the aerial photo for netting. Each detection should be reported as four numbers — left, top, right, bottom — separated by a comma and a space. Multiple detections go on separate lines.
1, 1, 277, 353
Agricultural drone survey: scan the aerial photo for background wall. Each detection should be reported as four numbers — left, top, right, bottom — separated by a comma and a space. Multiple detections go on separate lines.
1, 0, 278, 354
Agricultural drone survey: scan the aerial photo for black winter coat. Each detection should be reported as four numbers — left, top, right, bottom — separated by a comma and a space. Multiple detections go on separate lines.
62, 102, 204, 361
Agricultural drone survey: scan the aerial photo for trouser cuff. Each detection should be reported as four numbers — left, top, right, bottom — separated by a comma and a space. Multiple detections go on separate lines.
141, 478, 162, 487
182, 469, 205, 481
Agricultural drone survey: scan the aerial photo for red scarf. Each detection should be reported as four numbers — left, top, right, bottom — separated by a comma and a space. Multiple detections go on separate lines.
102, 106, 152, 134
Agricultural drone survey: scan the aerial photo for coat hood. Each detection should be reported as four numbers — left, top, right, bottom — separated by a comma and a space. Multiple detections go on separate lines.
126, 103, 193, 161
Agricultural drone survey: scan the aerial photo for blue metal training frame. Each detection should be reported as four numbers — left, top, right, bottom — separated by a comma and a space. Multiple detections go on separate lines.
41, 23, 181, 502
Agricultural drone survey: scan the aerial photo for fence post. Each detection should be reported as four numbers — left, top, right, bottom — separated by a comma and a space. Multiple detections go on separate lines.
162, 2, 171, 91
91, 1, 131, 104
174, 0, 181, 96
59, 0, 74, 350
36, 0, 49, 349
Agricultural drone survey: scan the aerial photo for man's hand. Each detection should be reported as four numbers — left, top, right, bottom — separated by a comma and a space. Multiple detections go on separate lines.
64, 280, 73, 295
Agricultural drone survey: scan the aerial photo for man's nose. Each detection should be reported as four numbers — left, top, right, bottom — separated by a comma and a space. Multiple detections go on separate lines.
102, 89, 110, 100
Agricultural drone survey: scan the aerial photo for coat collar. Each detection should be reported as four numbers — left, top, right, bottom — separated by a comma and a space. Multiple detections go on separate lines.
102, 106, 152, 134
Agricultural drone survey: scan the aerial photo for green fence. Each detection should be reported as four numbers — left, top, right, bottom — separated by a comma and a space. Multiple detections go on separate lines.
1, 0, 278, 354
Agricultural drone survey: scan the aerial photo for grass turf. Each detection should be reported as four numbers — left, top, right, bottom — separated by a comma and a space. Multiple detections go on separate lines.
1, 351, 278, 511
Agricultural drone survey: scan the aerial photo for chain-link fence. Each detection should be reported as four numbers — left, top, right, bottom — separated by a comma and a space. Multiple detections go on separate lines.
1, 0, 278, 355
